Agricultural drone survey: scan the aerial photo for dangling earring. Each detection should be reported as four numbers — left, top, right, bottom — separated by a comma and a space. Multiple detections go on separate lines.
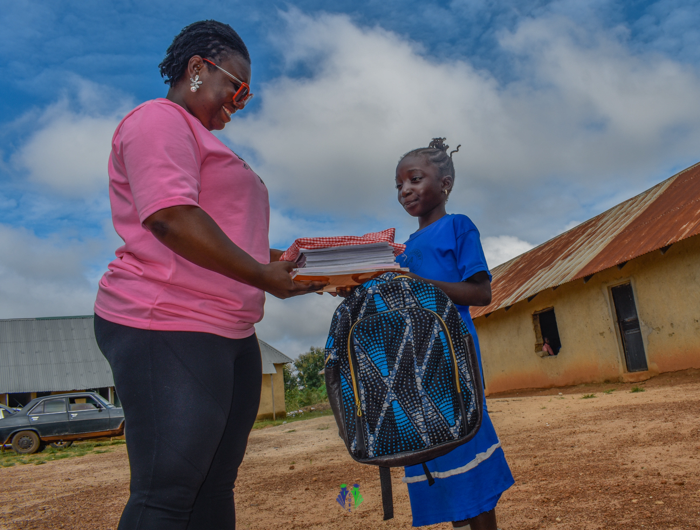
190, 68, 202, 92
443, 189, 449, 203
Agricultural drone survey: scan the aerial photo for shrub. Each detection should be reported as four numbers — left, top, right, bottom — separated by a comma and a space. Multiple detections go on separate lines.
284, 347, 328, 411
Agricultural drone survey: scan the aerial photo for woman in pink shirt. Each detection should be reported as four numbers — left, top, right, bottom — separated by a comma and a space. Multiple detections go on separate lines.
93, 20, 324, 530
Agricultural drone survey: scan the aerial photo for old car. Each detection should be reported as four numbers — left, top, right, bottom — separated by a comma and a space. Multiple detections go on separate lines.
0, 392, 124, 454
0, 404, 18, 420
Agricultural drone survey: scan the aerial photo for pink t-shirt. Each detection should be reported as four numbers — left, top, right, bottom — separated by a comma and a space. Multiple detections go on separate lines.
95, 98, 270, 339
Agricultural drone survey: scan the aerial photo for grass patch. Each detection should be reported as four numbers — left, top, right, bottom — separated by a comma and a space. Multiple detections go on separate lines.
252, 407, 334, 430
603, 388, 616, 394
0, 439, 125, 466
630, 386, 646, 393
581, 394, 596, 399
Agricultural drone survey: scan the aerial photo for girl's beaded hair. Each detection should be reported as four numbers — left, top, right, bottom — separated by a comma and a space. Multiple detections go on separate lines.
399, 138, 461, 182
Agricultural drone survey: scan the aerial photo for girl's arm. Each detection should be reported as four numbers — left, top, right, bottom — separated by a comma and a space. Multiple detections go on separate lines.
270, 248, 284, 262
405, 270, 492, 307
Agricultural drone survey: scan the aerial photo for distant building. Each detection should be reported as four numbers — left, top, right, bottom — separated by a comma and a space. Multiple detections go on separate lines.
257, 339, 293, 421
473, 162, 700, 394
0, 316, 292, 420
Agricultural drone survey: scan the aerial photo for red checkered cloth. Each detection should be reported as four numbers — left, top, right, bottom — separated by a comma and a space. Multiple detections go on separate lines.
279, 228, 406, 263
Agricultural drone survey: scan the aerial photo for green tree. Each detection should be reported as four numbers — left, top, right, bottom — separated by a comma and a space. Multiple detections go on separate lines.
283, 364, 298, 393
294, 347, 326, 390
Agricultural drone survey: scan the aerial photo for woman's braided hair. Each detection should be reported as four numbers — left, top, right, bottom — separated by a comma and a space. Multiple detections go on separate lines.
159, 20, 251, 86
400, 138, 461, 186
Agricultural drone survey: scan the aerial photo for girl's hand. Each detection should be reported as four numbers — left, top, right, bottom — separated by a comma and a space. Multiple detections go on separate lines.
258, 261, 327, 299
334, 286, 353, 298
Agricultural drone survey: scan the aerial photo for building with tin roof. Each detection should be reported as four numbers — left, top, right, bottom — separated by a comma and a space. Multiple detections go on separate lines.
0, 316, 292, 419
473, 162, 700, 394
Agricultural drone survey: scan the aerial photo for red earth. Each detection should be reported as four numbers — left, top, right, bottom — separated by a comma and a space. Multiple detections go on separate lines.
1, 369, 699, 530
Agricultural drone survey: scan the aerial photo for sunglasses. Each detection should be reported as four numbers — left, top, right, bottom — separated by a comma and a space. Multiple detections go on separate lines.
202, 58, 254, 108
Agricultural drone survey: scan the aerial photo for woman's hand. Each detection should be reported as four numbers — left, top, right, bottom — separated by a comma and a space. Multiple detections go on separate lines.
258, 261, 327, 299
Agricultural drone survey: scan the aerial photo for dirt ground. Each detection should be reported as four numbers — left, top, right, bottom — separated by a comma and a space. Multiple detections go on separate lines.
1, 370, 699, 530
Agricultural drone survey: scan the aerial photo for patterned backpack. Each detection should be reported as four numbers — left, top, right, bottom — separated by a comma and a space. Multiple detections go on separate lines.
324, 272, 483, 519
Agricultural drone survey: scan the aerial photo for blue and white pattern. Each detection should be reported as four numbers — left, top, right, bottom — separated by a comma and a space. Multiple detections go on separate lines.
325, 272, 481, 462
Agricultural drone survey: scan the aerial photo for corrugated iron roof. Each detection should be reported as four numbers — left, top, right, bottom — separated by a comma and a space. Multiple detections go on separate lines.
472, 161, 700, 319
0, 316, 113, 393
258, 339, 294, 375
0, 316, 293, 391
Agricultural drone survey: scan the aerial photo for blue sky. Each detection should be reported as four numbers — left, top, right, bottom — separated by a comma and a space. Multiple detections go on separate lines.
1, 0, 699, 355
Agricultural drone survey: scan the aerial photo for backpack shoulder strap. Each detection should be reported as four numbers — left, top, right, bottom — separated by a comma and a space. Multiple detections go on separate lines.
379, 466, 394, 520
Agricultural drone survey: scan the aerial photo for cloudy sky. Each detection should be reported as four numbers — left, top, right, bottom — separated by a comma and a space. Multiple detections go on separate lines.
1, 0, 699, 356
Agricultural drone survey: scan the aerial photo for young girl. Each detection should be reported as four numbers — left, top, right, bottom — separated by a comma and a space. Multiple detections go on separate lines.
395, 138, 514, 529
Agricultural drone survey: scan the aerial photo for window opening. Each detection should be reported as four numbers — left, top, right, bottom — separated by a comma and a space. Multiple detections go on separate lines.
29, 402, 45, 415
68, 396, 101, 411
533, 308, 562, 356
44, 398, 67, 414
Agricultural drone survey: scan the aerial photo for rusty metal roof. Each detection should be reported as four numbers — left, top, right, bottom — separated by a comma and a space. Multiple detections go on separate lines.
472, 161, 700, 319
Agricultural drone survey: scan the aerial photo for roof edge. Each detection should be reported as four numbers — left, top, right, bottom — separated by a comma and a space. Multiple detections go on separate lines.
473, 160, 700, 319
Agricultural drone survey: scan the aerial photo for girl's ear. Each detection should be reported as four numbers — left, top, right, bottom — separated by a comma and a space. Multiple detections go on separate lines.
441, 176, 454, 194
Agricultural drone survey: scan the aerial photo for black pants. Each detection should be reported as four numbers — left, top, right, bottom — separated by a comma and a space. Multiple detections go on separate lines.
94, 315, 262, 530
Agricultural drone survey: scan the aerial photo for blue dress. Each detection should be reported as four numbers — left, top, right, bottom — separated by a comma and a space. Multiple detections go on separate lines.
397, 214, 514, 527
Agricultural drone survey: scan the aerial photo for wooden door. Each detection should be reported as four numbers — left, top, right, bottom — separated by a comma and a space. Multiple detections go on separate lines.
611, 283, 648, 372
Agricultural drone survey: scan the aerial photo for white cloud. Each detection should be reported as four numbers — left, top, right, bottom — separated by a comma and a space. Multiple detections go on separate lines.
225, 9, 700, 243
268, 208, 341, 249
0, 224, 103, 318
482, 235, 535, 267
256, 292, 341, 357
563, 219, 582, 232
6, 6, 700, 357
12, 80, 131, 197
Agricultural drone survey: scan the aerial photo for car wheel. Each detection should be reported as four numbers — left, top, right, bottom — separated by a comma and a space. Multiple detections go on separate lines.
11, 431, 41, 455
50, 440, 73, 449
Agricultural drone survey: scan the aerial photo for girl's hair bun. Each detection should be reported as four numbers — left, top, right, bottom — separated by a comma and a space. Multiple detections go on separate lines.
428, 137, 461, 159
428, 137, 448, 151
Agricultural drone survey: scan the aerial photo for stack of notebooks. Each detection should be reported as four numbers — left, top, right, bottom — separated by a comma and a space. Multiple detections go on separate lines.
291, 242, 406, 292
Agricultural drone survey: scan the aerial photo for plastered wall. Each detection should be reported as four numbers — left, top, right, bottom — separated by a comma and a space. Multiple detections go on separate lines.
474, 235, 700, 394
256, 365, 287, 420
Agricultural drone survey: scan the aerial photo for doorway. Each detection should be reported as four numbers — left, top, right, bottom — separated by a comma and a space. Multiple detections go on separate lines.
611, 283, 648, 372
